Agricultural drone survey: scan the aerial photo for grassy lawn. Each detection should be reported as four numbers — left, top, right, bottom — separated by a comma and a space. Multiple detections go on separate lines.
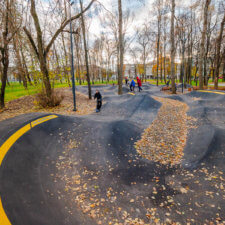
148, 79, 225, 86
2, 80, 117, 103
4, 82, 69, 103
147, 79, 166, 85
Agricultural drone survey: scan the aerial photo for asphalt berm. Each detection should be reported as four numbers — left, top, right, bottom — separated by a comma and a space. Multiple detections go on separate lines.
0, 85, 224, 224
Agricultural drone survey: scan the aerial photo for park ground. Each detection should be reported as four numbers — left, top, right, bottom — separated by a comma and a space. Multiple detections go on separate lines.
3, 78, 225, 102
0, 84, 225, 224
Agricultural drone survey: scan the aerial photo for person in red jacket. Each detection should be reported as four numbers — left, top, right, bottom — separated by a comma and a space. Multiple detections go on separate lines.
137, 76, 142, 92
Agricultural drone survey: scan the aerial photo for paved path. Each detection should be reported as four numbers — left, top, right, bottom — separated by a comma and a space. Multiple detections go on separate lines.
0, 85, 224, 224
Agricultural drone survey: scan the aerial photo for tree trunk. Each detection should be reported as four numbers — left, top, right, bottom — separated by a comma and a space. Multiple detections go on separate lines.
214, 12, 225, 89
181, 41, 185, 88
29, 0, 52, 98
163, 39, 166, 84
118, 0, 123, 95
13, 37, 27, 88
187, 35, 193, 85
21, 46, 32, 85
194, 54, 199, 86
143, 48, 146, 83
53, 44, 61, 84
223, 50, 225, 82
199, 0, 211, 89
0, 0, 10, 108
170, 0, 176, 94
204, 23, 211, 86
61, 32, 71, 87
156, 25, 160, 85
0, 51, 9, 108
160, 48, 163, 83
80, 0, 92, 99
74, 34, 82, 85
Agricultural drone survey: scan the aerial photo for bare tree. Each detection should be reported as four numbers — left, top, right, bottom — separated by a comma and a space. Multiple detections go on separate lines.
155, 0, 162, 86
79, 0, 92, 99
136, 22, 152, 82
214, 9, 225, 89
170, 0, 176, 94
23, 0, 95, 99
0, 0, 20, 108
13, 34, 28, 89
199, 0, 211, 89
118, 0, 124, 95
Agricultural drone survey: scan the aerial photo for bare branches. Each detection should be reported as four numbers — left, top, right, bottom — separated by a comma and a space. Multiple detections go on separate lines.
45, 0, 95, 56
23, 26, 39, 58
62, 29, 78, 34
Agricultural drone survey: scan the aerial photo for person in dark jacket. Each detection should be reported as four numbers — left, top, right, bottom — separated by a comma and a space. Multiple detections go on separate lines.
130, 79, 135, 92
125, 77, 129, 85
136, 76, 142, 92
166, 80, 170, 87
94, 90, 102, 112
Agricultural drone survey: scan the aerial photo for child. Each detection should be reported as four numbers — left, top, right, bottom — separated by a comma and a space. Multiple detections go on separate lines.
130, 79, 135, 92
136, 76, 142, 92
94, 90, 102, 113
125, 77, 129, 85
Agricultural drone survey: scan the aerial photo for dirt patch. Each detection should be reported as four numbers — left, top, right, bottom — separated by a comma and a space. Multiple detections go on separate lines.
135, 97, 197, 165
0, 88, 96, 122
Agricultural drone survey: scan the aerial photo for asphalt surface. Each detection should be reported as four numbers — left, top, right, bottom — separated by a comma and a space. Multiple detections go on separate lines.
0, 85, 224, 224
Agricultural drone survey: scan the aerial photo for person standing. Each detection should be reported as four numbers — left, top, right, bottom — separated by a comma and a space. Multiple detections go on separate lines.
125, 77, 128, 85
94, 90, 102, 113
137, 76, 142, 92
130, 79, 136, 92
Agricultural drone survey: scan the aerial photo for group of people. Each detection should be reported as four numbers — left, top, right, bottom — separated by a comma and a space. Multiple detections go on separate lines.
125, 76, 142, 92
94, 76, 143, 113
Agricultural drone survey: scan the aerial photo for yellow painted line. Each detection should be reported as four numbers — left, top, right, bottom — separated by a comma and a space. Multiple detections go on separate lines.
0, 197, 10, 225
31, 115, 58, 128
0, 124, 31, 166
198, 90, 225, 95
0, 114, 58, 225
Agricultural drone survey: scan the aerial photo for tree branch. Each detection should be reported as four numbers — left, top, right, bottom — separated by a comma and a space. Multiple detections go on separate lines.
45, 0, 95, 57
6, 27, 20, 45
23, 26, 39, 58
30, 0, 44, 57
62, 29, 78, 34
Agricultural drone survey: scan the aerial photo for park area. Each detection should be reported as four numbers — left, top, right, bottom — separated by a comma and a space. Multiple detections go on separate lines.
1, 0, 225, 224
0, 83, 225, 224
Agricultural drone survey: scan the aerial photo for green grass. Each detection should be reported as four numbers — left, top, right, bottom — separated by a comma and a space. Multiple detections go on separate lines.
4, 82, 69, 103
148, 79, 225, 87
147, 79, 166, 85
2, 80, 117, 103
80, 80, 116, 85
5, 83, 38, 102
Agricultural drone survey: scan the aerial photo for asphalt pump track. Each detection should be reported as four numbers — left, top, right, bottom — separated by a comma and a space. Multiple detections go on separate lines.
0, 84, 224, 224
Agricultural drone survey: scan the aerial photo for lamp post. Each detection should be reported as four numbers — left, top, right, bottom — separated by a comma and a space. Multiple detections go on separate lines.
68, 0, 76, 111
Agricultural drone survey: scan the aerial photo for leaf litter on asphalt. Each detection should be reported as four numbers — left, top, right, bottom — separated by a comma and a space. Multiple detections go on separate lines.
135, 96, 197, 166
